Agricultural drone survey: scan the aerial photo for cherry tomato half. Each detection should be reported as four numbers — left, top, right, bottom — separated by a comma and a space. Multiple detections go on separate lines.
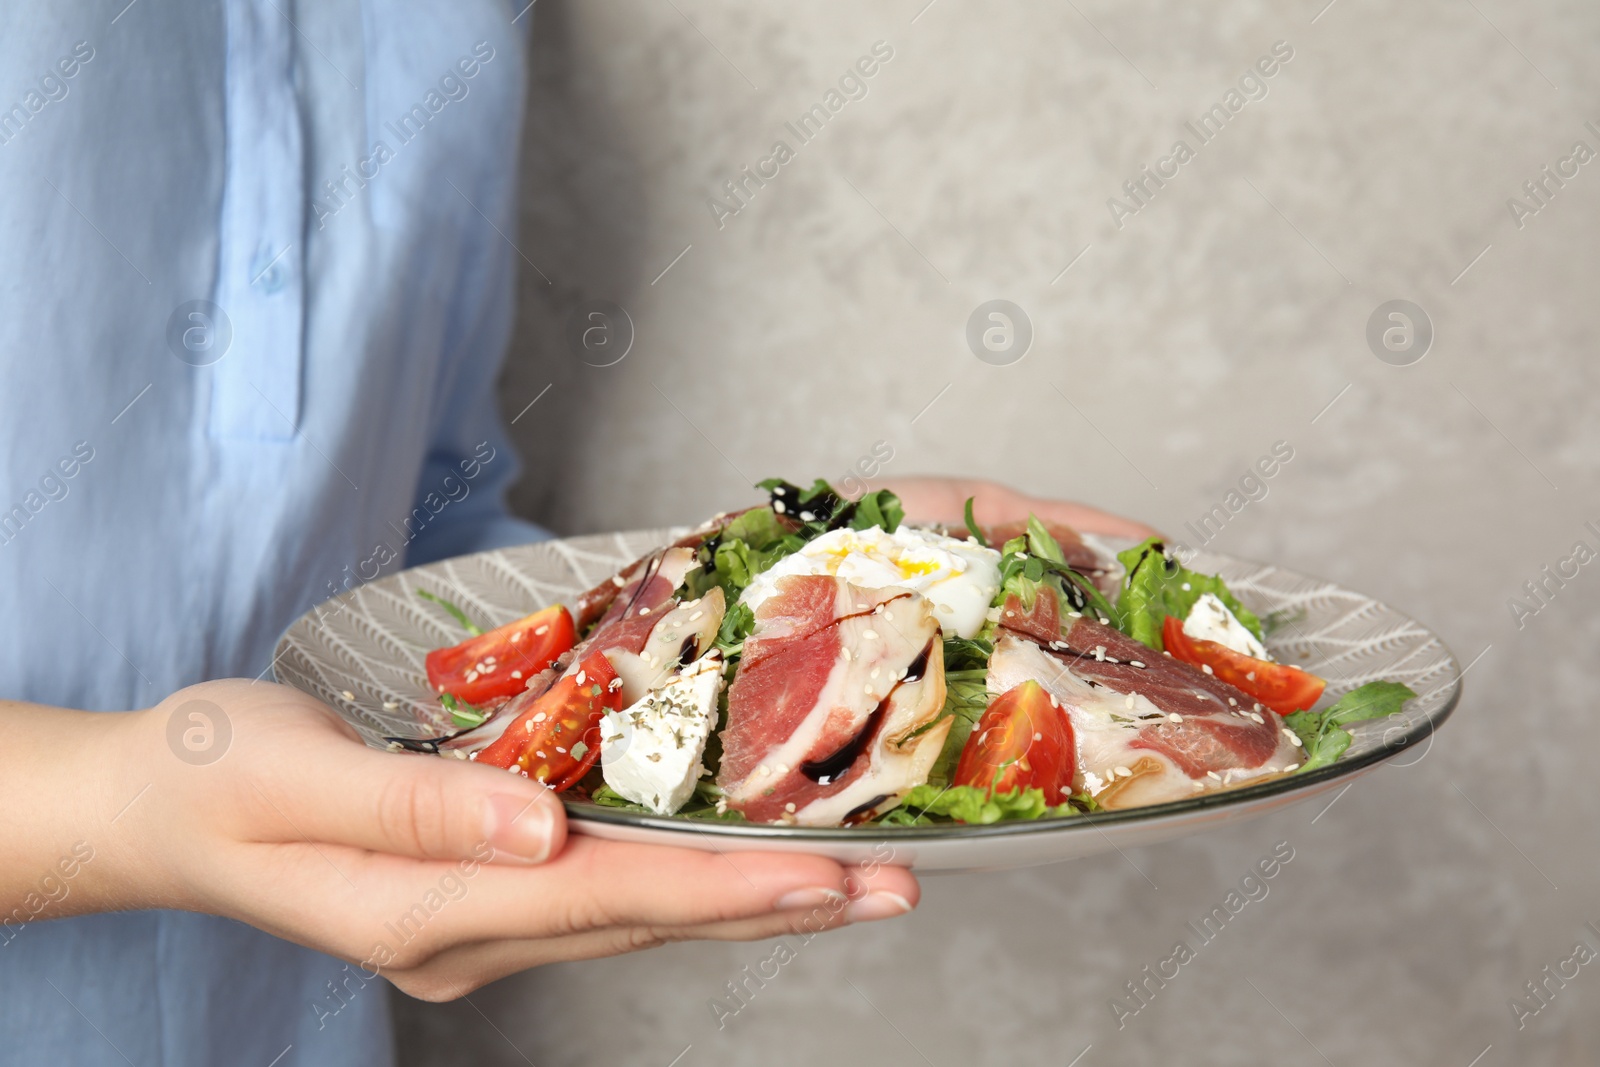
425, 604, 576, 705
475, 652, 622, 790
953, 680, 1076, 805
1161, 614, 1325, 716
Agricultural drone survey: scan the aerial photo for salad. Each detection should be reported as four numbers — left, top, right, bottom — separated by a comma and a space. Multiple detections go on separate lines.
397, 479, 1416, 827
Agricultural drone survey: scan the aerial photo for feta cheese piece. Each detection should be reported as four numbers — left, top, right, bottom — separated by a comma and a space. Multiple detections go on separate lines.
1182, 593, 1270, 660
599, 653, 723, 815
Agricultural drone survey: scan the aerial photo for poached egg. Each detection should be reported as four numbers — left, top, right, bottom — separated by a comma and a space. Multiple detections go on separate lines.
740, 525, 1001, 639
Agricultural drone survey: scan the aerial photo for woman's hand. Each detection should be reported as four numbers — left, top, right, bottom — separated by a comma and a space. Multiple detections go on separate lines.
880, 475, 1160, 540
9, 680, 916, 1001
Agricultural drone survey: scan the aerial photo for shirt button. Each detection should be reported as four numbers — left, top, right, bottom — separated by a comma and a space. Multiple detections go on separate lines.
249, 244, 292, 294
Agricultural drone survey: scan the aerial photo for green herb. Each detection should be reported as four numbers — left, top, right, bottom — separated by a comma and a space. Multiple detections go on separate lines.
1283, 681, 1417, 774
942, 635, 993, 672
850, 489, 905, 534
439, 692, 487, 729
1112, 538, 1261, 651
984, 516, 1119, 639
755, 477, 905, 538
569, 740, 588, 761
877, 783, 1096, 825
919, 668, 990, 787
962, 496, 988, 546
587, 781, 748, 822
415, 589, 484, 636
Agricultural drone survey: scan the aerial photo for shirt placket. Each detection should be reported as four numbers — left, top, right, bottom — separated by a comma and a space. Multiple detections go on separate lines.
210, 0, 307, 441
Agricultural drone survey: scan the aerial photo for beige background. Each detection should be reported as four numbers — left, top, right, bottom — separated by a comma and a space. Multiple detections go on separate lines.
404, 1, 1600, 1063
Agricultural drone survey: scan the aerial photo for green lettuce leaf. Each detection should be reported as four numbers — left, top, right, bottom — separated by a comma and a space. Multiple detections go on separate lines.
878, 783, 1095, 825
1283, 680, 1417, 774
921, 668, 990, 787
1113, 538, 1262, 651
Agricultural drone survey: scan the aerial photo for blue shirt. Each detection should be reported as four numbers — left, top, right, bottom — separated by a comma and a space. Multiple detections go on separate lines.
0, 3, 538, 1063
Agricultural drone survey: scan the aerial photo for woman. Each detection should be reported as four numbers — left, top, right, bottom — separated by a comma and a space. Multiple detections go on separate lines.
0, 6, 1151, 1064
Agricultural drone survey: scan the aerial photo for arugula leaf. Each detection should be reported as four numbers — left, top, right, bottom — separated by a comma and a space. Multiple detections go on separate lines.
756, 477, 906, 538
963, 496, 988, 547
1113, 538, 1261, 651
878, 783, 1095, 825
588, 781, 747, 822
986, 518, 1119, 639
850, 489, 905, 534
439, 692, 487, 729
415, 589, 484, 636
713, 599, 755, 660
1283, 680, 1417, 774
941, 636, 993, 672
923, 668, 990, 787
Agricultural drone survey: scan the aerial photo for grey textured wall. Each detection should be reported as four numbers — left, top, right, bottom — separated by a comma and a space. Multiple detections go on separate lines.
406, 1, 1600, 1064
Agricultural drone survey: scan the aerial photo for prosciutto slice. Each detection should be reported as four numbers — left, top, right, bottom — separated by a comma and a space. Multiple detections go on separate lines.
988, 619, 1299, 808
718, 575, 948, 825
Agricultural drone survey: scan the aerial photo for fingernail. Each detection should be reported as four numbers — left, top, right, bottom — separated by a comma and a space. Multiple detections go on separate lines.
775, 887, 849, 911
487, 793, 554, 863
844, 891, 913, 924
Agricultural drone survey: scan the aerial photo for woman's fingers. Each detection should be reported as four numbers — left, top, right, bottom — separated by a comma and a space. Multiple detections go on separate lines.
235, 834, 917, 965
372, 860, 920, 1000
248, 712, 569, 865
437, 835, 865, 941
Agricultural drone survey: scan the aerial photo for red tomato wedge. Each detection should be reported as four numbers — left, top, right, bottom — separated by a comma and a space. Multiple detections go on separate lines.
1161, 614, 1325, 715
953, 680, 1077, 804
476, 652, 622, 790
425, 604, 576, 705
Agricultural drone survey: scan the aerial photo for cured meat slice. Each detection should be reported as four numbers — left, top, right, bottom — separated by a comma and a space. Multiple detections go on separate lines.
572, 509, 790, 629
718, 576, 948, 826
606, 587, 726, 704
987, 628, 1299, 809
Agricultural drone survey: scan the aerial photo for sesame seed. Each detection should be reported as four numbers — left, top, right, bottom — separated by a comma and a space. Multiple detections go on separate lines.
1168, 713, 1183, 723
638, 606, 651, 616
512, 670, 522, 679
862, 629, 879, 640
758, 764, 770, 776
1130, 661, 1145, 669
1114, 766, 1132, 778
870, 667, 881, 679
1124, 695, 1135, 710
575, 671, 586, 685
1246, 671, 1257, 682
1285, 763, 1300, 772
1228, 697, 1238, 706
341, 690, 355, 701
1201, 664, 1214, 675
689, 611, 704, 622
532, 712, 547, 722
535, 625, 550, 635
381, 701, 398, 711
785, 802, 797, 813
536, 750, 547, 758
773, 500, 787, 513
1207, 771, 1221, 781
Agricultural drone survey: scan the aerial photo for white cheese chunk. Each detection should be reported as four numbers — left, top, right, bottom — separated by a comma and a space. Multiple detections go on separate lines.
1182, 593, 1270, 660
599, 653, 723, 815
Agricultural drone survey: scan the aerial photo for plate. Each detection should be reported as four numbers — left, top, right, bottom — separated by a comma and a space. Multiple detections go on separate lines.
272, 529, 1461, 871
